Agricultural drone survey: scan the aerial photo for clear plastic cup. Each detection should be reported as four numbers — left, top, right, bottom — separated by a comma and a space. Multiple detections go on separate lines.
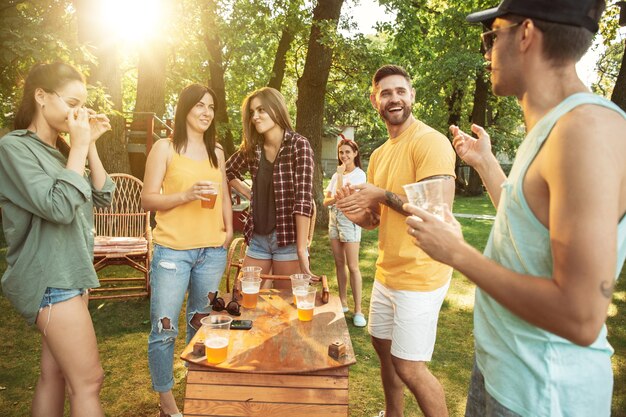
295, 286, 316, 322
241, 266, 262, 278
240, 276, 262, 309
290, 273, 311, 304
402, 178, 445, 219
200, 315, 232, 364
201, 190, 218, 209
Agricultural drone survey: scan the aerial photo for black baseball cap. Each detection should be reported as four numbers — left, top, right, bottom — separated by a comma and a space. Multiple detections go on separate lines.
466, 0, 601, 33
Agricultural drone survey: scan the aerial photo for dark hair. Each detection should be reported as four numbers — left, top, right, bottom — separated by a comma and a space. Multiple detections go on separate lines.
14, 62, 85, 130
172, 84, 219, 167
240, 87, 292, 160
509, 1, 604, 64
337, 136, 361, 168
371, 65, 412, 93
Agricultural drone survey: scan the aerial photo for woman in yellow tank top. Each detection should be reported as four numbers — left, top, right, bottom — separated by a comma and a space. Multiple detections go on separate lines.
141, 84, 233, 417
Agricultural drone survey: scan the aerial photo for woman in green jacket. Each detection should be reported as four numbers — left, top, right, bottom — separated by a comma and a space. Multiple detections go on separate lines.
0, 62, 115, 417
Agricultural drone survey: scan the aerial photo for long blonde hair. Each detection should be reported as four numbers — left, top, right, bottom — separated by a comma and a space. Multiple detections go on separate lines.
240, 87, 292, 159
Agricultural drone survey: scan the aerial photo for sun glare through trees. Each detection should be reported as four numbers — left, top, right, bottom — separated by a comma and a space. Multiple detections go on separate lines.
98, 0, 164, 44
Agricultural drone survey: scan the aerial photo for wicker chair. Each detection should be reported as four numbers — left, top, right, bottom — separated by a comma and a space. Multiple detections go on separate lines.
90, 174, 152, 300
225, 201, 317, 292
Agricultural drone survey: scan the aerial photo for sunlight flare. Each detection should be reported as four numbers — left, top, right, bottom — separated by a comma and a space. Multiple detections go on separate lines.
99, 0, 164, 43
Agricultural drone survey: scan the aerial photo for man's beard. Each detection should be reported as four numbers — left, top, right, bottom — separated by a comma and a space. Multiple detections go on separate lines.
379, 104, 412, 126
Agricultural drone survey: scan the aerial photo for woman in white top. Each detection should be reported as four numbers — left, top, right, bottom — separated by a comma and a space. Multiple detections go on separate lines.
323, 136, 367, 327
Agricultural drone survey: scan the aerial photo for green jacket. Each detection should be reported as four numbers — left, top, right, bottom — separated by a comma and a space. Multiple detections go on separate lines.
0, 130, 115, 324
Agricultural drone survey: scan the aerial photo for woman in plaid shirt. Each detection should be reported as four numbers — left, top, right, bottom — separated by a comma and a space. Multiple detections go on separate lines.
226, 87, 314, 287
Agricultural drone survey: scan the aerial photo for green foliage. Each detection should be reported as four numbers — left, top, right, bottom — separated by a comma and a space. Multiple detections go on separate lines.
593, 6, 624, 99
323, 33, 390, 155
0, 0, 94, 128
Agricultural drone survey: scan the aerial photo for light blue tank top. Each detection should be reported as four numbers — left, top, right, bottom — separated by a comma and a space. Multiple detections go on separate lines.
475, 93, 626, 417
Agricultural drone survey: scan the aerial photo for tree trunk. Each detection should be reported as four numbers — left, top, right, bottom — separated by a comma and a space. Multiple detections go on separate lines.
611, 40, 626, 112
135, 43, 167, 118
268, 0, 301, 91
295, 0, 345, 227
201, 1, 235, 157
465, 68, 490, 196
446, 87, 463, 127
75, 0, 130, 174
268, 27, 295, 91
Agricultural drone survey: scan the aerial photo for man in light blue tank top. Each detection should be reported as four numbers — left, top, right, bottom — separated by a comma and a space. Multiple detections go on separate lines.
404, 0, 626, 416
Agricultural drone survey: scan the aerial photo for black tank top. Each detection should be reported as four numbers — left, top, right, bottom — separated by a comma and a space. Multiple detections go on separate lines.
252, 150, 276, 234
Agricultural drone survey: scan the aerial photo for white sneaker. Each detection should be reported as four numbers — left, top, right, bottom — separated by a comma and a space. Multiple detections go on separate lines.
342, 306, 349, 313
353, 313, 367, 327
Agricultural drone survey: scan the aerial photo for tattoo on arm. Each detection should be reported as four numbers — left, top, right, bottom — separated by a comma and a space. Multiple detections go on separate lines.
600, 280, 615, 299
384, 191, 409, 216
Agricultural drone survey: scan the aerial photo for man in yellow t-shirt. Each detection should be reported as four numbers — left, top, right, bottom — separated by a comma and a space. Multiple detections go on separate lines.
336, 64, 456, 417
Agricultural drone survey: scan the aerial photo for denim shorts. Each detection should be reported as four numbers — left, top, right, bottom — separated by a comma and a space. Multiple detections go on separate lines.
328, 206, 361, 243
246, 230, 300, 261
39, 287, 85, 309
465, 359, 522, 417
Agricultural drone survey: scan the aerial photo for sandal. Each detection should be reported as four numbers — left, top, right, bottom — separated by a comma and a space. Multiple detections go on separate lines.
159, 405, 183, 417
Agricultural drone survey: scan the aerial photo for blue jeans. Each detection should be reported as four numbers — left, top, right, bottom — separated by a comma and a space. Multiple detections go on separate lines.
147, 244, 227, 392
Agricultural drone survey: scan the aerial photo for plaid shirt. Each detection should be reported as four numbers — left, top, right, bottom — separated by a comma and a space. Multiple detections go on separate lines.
226, 130, 314, 247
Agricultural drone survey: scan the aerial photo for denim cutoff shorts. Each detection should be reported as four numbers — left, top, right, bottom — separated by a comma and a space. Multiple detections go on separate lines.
39, 287, 85, 309
247, 230, 301, 261
328, 206, 361, 243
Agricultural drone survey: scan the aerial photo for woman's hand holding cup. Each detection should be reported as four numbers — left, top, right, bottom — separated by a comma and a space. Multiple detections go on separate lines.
188, 181, 219, 208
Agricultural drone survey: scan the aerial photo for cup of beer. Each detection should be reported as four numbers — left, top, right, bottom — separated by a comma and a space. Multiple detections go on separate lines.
295, 286, 316, 322
201, 315, 232, 364
290, 273, 311, 304
240, 276, 262, 309
201, 183, 219, 209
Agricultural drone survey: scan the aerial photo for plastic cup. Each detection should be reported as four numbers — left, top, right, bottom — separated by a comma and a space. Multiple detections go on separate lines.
290, 273, 311, 304
241, 266, 262, 278
295, 286, 316, 322
240, 276, 262, 309
402, 178, 445, 219
200, 315, 232, 364
201, 189, 219, 209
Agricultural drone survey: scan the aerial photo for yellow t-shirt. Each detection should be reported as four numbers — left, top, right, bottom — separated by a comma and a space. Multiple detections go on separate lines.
368, 120, 456, 291
153, 152, 226, 249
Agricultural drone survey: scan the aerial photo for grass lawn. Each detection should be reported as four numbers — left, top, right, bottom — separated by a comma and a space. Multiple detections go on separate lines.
0, 194, 624, 416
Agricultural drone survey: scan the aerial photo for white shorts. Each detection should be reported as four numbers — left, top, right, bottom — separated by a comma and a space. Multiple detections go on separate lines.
368, 277, 451, 361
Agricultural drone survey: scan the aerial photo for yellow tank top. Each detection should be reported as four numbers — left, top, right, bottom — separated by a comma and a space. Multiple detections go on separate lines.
153, 152, 226, 249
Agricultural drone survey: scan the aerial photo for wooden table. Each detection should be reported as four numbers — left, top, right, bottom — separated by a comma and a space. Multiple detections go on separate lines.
181, 289, 356, 417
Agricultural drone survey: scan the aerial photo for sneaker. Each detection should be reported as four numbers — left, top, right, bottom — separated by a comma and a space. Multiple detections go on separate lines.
353, 313, 367, 327
342, 306, 349, 313
374, 412, 385, 417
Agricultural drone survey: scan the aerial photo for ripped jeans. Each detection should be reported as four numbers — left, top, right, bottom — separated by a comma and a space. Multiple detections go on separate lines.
147, 243, 227, 392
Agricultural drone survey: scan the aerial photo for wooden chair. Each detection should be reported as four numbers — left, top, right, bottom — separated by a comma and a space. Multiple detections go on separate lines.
225, 201, 317, 293
90, 174, 152, 300
225, 237, 247, 293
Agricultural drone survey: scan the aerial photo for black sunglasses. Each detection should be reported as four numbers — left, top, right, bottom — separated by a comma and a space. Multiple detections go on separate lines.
209, 290, 241, 316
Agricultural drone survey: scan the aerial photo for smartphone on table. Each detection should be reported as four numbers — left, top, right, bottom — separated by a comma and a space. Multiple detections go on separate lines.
230, 319, 253, 330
